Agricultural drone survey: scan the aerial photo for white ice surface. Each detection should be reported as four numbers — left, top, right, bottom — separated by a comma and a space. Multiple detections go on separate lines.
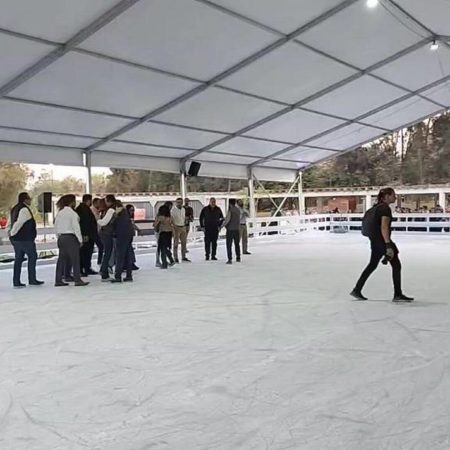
0, 233, 449, 450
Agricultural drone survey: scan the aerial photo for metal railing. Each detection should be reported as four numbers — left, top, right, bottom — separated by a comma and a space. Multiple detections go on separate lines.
1, 213, 449, 261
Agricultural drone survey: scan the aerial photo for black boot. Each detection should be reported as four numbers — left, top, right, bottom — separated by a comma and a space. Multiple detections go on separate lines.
393, 294, 414, 302
350, 289, 368, 301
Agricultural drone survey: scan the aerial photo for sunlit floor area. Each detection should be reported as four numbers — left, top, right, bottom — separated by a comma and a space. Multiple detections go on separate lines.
0, 233, 449, 450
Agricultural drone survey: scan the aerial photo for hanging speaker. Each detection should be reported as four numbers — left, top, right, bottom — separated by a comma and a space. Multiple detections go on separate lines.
38, 192, 52, 213
187, 161, 201, 177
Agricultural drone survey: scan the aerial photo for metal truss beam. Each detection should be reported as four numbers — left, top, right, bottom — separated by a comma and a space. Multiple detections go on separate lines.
0, 98, 340, 154
252, 75, 450, 167
84, 0, 359, 152
183, 38, 432, 162
0, 0, 142, 98
300, 105, 450, 172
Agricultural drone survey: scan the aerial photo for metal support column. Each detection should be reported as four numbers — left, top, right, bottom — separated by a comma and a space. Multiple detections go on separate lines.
180, 170, 187, 199
247, 168, 256, 219
85, 151, 92, 194
438, 191, 446, 209
365, 194, 372, 211
298, 171, 305, 215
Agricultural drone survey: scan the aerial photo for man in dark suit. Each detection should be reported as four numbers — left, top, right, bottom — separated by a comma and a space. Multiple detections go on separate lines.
76, 194, 98, 276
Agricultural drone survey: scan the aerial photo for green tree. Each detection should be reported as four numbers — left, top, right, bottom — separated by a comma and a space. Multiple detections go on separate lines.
0, 163, 30, 216
32, 172, 86, 197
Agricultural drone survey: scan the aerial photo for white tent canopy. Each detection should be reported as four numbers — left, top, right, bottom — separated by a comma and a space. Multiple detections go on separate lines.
0, 0, 449, 182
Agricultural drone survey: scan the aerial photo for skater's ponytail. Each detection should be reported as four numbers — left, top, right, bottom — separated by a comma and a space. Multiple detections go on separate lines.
377, 187, 395, 204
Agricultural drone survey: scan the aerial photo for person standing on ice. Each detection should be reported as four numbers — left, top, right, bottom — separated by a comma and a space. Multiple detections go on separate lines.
9, 192, 44, 288
237, 199, 251, 255
223, 199, 241, 265
350, 187, 414, 302
98, 194, 117, 281
199, 197, 223, 261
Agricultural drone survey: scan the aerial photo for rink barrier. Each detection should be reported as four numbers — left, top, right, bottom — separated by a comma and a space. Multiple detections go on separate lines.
1, 213, 449, 261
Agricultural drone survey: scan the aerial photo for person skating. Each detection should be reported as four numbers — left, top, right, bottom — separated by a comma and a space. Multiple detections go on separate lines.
171, 197, 190, 263
223, 199, 241, 265
237, 199, 251, 255
54, 195, 89, 287
199, 197, 223, 261
9, 192, 44, 288
111, 201, 134, 283
76, 194, 98, 276
351, 187, 414, 302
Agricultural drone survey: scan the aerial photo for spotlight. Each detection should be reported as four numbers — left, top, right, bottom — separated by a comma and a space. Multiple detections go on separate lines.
430, 40, 439, 51
366, 0, 379, 8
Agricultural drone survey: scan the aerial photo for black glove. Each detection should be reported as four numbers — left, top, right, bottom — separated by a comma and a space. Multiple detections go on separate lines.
382, 242, 395, 264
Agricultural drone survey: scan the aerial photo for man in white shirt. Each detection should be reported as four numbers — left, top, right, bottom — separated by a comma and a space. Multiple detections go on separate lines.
171, 198, 190, 263
54, 194, 88, 287
98, 194, 117, 280
9, 192, 44, 288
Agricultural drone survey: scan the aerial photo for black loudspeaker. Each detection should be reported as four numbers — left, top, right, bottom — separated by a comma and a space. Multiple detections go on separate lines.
38, 192, 52, 213
187, 161, 201, 177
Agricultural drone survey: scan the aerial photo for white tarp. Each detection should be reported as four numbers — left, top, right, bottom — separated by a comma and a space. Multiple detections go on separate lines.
0, 0, 449, 181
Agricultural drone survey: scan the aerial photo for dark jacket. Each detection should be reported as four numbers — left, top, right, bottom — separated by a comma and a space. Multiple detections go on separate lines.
114, 209, 134, 240
10, 203, 37, 242
200, 206, 224, 230
76, 203, 98, 240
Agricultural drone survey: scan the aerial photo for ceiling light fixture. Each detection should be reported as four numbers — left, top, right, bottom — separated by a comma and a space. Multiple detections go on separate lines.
430, 40, 439, 51
366, 0, 379, 8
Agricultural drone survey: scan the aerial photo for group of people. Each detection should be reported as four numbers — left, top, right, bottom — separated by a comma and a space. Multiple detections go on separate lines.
7, 192, 252, 288
8, 187, 414, 303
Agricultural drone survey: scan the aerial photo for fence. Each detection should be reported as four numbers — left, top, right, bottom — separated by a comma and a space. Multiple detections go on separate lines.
1, 213, 449, 261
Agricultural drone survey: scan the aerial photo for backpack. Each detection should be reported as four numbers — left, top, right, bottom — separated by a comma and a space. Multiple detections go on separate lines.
361, 204, 379, 237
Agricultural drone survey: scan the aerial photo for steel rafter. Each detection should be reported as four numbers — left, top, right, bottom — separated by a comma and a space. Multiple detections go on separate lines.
183, 38, 432, 162
300, 106, 450, 171
84, 0, 360, 152
0, 0, 142, 98
251, 75, 450, 167
198, 0, 445, 108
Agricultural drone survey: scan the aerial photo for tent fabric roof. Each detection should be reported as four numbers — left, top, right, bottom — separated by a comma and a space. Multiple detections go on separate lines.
0, 0, 449, 182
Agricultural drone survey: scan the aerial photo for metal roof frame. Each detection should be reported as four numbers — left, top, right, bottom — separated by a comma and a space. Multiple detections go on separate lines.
0, 0, 449, 180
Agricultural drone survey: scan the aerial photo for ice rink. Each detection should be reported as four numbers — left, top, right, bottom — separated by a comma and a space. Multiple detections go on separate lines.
0, 233, 449, 450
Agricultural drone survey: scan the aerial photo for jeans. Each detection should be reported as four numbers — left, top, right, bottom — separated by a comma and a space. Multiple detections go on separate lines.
100, 234, 114, 279
226, 230, 240, 261
159, 232, 174, 268
115, 238, 133, 279
204, 228, 219, 257
355, 240, 402, 296
12, 240, 37, 285
56, 234, 82, 283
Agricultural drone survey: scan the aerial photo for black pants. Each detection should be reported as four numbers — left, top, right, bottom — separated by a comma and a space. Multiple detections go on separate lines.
95, 234, 103, 265
204, 228, 219, 257
354, 241, 402, 296
159, 232, 174, 267
11, 240, 38, 285
226, 230, 240, 261
80, 238, 94, 273
56, 234, 81, 283
100, 234, 114, 279
115, 237, 133, 279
